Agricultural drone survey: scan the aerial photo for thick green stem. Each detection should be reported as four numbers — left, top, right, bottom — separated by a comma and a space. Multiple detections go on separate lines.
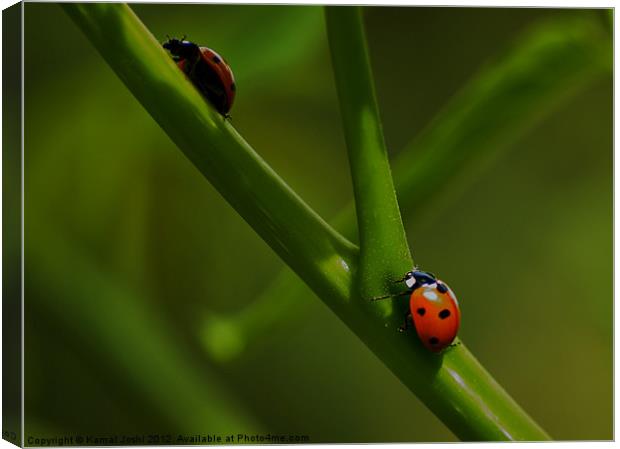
62, 2, 357, 305
63, 3, 552, 441
200, 10, 610, 440
326, 7, 412, 299
208, 14, 613, 363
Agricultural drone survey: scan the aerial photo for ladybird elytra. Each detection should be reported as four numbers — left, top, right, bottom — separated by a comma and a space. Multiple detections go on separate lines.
163, 37, 236, 116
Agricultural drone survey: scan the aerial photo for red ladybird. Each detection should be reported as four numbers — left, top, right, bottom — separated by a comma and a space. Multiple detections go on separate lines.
402, 270, 461, 352
163, 38, 236, 116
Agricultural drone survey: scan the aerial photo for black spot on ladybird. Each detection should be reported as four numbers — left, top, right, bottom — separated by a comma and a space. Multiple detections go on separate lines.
436, 283, 448, 293
439, 309, 451, 319
212, 55, 221, 63
416, 308, 426, 316
230, 82, 236, 92
429, 337, 439, 345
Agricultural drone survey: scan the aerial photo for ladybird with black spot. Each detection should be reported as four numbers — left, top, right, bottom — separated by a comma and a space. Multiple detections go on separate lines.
163, 38, 236, 117
404, 270, 461, 352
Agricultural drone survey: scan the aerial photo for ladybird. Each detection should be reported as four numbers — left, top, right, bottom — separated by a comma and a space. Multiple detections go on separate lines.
402, 270, 461, 352
163, 37, 236, 116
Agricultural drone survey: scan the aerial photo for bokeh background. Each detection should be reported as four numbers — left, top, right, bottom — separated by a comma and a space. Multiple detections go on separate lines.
18, 4, 611, 443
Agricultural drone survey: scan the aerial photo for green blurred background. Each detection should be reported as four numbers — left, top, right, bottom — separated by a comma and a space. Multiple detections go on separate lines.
19, 4, 611, 443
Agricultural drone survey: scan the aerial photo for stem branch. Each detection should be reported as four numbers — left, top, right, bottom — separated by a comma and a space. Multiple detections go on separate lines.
326, 7, 412, 299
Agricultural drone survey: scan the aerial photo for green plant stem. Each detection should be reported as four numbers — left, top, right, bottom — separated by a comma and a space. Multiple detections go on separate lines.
63, 3, 551, 440
203, 14, 612, 365
62, 2, 357, 305
326, 7, 412, 299
391, 16, 612, 211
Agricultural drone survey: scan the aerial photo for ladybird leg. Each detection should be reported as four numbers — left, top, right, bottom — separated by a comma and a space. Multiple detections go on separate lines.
399, 313, 413, 332
369, 290, 410, 302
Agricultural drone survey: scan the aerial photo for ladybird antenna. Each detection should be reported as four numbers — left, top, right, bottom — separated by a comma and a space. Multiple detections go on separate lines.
370, 290, 410, 301
369, 294, 394, 302
181, 34, 187, 41
393, 271, 414, 283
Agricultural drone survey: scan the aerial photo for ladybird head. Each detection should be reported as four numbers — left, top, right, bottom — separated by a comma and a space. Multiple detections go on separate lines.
403, 270, 437, 290
163, 37, 198, 59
